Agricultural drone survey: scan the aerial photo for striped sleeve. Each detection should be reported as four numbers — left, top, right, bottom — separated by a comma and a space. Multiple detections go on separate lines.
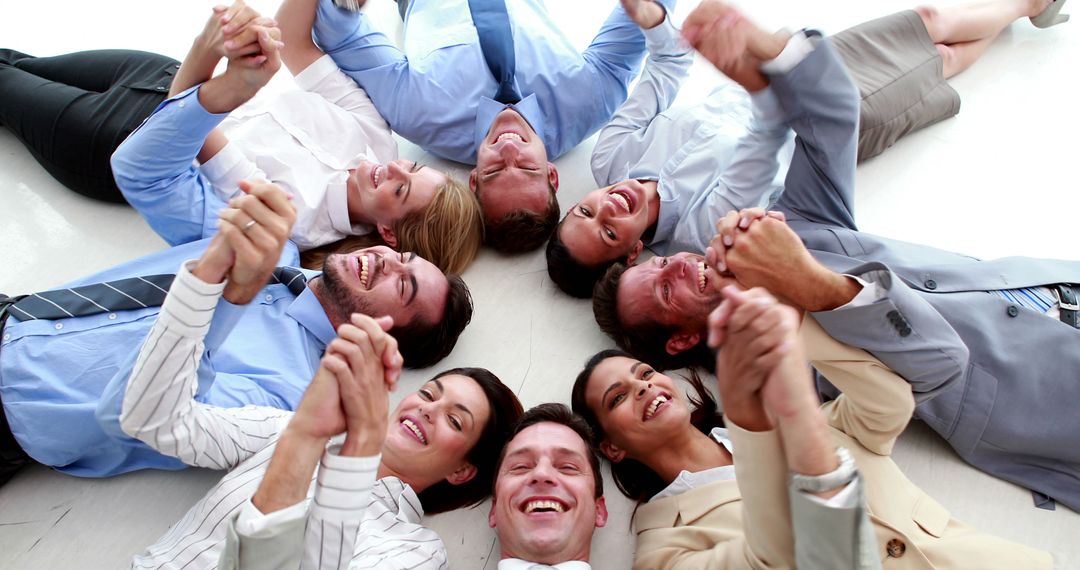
119, 260, 291, 470
301, 445, 380, 570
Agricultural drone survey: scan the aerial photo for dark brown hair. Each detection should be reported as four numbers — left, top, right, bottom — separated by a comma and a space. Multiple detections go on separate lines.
545, 216, 620, 299
494, 403, 604, 498
570, 349, 724, 502
592, 263, 714, 371
479, 180, 560, 254
419, 367, 525, 514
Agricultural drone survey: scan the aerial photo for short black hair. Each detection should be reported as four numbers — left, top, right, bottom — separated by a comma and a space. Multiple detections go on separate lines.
545, 217, 619, 299
495, 403, 604, 498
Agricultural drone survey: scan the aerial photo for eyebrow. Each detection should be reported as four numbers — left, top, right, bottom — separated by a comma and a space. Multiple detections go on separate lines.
431, 378, 443, 393
405, 252, 419, 305
403, 163, 423, 202
504, 446, 588, 462
601, 379, 623, 408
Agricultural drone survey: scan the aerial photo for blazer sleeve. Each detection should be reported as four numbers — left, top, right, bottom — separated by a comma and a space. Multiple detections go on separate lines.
801, 317, 915, 456
810, 262, 970, 403
633, 423, 795, 570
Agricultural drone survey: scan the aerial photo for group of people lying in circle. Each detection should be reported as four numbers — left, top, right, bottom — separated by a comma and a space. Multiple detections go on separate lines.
0, 0, 1075, 567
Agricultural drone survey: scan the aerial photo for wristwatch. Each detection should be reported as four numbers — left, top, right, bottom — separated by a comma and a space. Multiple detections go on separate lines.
790, 446, 857, 493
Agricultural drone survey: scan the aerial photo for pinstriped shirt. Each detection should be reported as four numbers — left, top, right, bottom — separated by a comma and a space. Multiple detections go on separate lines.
120, 263, 447, 569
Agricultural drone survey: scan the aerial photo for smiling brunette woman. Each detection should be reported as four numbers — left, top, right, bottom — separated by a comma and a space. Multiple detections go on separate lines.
571, 286, 1053, 570
120, 310, 524, 569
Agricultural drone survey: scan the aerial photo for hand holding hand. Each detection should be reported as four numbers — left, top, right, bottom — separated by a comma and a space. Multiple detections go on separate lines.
216, 180, 297, 304
327, 314, 402, 456
706, 208, 785, 275
682, 1, 748, 71
620, 0, 667, 29
709, 286, 794, 431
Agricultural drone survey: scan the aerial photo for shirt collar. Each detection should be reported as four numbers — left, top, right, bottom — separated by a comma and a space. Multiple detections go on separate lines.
285, 277, 336, 346
474, 94, 546, 160
497, 559, 591, 570
325, 175, 372, 237
649, 173, 678, 248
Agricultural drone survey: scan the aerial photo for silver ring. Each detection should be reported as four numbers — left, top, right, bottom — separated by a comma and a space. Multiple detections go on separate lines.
242, 219, 258, 233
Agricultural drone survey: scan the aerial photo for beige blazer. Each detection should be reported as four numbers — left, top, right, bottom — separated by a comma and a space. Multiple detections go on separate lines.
633, 319, 1053, 570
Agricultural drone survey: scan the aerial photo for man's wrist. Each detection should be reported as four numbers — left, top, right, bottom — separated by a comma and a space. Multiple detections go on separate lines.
198, 73, 258, 114
795, 266, 861, 312
722, 394, 773, 432
747, 27, 790, 61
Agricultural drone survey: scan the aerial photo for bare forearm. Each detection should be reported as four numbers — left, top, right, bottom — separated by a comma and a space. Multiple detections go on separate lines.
253, 427, 327, 513
768, 354, 842, 498
792, 270, 862, 313
276, 0, 324, 74
198, 72, 259, 114
172, 37, 222, 97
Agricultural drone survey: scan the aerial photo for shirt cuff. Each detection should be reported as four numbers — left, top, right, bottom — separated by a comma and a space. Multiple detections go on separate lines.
836, 275, 879, 309
199, 142, 247, 195
748, 87, 785, 126
760, 31, 818, 75
235, 497, 309, 537
293, 54, 339, 92
800, 477, 861, 508
312, 444, 380, 522
161, 260, 227, 336
642, 14, 687, 55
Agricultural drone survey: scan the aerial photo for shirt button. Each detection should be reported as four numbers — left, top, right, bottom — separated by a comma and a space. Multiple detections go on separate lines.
886, 538, 906, 558
178, 101, 186, 108
1007, 305, 1019, 317
265, 294, 274, 302
108, 313, 118, 320
924, 279, 938, 290
3, 333, 9, 341
54, 323, 64, 330
156, 86, 167, 91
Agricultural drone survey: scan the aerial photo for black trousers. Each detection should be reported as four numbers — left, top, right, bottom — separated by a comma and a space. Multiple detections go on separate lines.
0, 49, 178, 203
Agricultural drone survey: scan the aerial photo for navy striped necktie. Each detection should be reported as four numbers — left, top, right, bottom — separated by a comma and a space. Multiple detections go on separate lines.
4, 267, 307, 322
468, 0, 522, 104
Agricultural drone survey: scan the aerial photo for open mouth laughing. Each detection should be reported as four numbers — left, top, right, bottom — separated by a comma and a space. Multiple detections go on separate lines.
369, 164, 385, 189
494, 131, 526, 144
609, 189, 635, 214
643, 392, 671, 421
521, 497, 569, 515
400, 416, 428, 445
698, 261, 708, 293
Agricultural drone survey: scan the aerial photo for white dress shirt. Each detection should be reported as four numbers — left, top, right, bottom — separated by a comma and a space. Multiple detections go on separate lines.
202, 55, 398, 250
497, 559, 591, 570
650, 427, 859, 508
119, 262, 447, 569
590, 33, 833, 257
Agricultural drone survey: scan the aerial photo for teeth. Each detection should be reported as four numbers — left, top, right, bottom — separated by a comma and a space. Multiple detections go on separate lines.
645, 394, 669, 420
360, 255, 370, 288
375, 165, 383, 187
698, 262, 706, 293
525, 500, 565, 514
611, 192, 630, 212
496, 132, 525, 143
402, 418, 427, 444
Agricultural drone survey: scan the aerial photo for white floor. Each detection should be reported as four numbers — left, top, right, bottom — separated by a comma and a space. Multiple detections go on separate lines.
1, 0, 1077, 568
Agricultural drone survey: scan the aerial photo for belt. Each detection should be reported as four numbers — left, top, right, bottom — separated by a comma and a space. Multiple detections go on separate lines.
1055, 284, 1079, 329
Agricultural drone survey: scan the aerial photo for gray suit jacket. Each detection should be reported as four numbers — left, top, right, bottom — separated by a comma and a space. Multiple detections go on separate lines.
767, 49, 1080, 511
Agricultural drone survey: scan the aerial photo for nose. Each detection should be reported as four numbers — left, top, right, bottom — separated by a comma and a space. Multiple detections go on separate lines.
634, 379, 653, 399
387, 160, 411, 180
382, 251, 407, 274
497, 142, 520, 161
528, 459, 557, 484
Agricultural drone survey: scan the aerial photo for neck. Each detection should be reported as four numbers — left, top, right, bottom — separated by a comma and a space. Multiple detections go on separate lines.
643, 180, 661, 231
376, 459, 435, 494
306, 277, 347, 329
344, 176, 376, 226
644, 425, 731, 483
501, 548, 589, 566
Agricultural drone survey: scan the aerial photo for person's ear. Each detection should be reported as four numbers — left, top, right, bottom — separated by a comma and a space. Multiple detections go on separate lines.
376, 223, 398, 247
625, 240, 645, 265
665, 331, 701, 355
599, 440, 626, 463
469, 169, 479, 193
447, 462, 478, 485
547, 163, 559, 192
488, 498, 498, 528
594, 496, 608, 528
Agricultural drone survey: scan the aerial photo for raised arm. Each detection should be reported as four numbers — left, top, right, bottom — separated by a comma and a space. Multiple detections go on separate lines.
117, 182, 298, 470
111, 12, 282, 245
590, 0, 693, 185
277, 0, 326, 75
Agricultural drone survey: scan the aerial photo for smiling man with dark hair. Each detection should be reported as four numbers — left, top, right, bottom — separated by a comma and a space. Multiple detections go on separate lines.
489, 403, 607, 569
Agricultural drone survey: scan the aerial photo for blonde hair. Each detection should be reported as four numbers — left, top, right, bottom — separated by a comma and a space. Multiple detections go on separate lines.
300, 173, 483, 274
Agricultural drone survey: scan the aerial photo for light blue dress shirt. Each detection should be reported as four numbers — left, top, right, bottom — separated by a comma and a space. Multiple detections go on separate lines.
0, 87, 336, 477
590, 26, 804, 257
313, 0, 674, 164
